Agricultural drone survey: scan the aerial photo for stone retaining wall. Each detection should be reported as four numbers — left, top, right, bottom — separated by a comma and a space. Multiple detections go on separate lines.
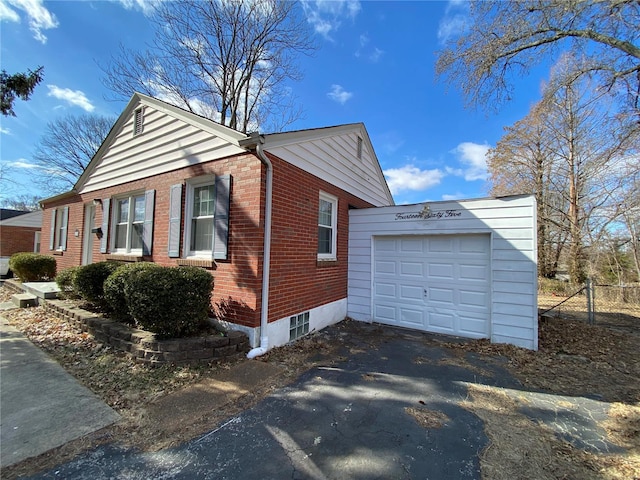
43, 300, 250, 366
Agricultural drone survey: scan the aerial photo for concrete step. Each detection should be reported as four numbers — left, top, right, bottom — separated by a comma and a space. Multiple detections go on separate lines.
11, 293, 38, 308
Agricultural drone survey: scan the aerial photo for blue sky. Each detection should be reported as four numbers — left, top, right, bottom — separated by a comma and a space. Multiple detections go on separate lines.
0, 0, 551, 206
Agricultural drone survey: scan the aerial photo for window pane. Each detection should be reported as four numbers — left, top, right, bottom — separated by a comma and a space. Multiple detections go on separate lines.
118, 199, 129, 223
133, 196, 145, 222
131, 223, 143, 250
191, 217, 213, 251
115, 224, 127, 249
318, 199, 332, 226
318, 226, 331, 254
193, 185, 215, 217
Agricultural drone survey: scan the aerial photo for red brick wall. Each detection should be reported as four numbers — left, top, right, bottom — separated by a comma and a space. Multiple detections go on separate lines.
0, 226, 40, 256
41, 154, 265, 328
41, 151, 375, 330
267, 153, 373, 323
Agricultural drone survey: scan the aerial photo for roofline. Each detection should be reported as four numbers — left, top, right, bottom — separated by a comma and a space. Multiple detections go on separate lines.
39, 189, 78, 206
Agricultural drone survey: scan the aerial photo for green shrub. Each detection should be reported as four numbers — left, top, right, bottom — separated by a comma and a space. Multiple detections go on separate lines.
104, 262, 163, 323
8, 253, 56, 282
55, 266, 81, 299
73, 261, 120, 309
126, 266, 213, 339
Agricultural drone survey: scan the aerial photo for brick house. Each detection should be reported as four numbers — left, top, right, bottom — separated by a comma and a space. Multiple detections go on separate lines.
40, 93, 393, 353
1, 209, 43, 277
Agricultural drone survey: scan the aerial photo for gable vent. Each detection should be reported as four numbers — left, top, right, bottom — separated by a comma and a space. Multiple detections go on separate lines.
133, 107, 144, 136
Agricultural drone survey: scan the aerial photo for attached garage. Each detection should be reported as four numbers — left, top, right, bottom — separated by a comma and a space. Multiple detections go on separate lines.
348, 195, 538, 350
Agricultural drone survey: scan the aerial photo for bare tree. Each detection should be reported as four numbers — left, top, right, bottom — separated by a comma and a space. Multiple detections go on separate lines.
436, 0, 640, 121
102, 0, 315, 133
487, 57, 637, 284
33, 113, 114, 194
0, 195, 41, 211
487, 101, 567, 277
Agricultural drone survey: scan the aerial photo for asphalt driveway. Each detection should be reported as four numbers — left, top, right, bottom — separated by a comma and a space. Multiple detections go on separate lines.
21, 323, 619, 480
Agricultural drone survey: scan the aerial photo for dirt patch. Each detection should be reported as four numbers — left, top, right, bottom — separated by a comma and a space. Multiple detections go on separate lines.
462, 384, 640, 480
405, 406, 450, 429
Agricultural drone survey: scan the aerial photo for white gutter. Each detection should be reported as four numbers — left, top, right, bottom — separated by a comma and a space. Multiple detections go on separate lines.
247, 135, 273, 359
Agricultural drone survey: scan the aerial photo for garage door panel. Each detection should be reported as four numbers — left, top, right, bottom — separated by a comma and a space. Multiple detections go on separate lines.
428, 286, 454, 304
375, 238, 397, 252
427, 237, 454, 253
428, 311, 454, 331
400, 261, 423, 276
428, 263, 455, 279
399, 284, 424, 301
459, 236, 490, 254
400, 307, 424, 326
375, 260, 396, 275
374, 304, 397, 323
400, 238, 424, 253
375, 282, 396, 298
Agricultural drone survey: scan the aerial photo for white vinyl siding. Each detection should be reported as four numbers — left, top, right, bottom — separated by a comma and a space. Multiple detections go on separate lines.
318, 192, 337, 260
348, 195, 538, 350
79, 105, 245, 193
266, 127, 392, 207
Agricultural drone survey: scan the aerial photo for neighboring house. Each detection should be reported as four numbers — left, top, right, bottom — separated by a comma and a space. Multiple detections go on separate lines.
40, 93, 393, 352
0, 209, 43, 277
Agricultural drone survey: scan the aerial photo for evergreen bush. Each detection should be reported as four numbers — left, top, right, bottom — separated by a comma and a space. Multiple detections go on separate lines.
126, 266, 213, 339
104, 262, 162, 323
8, 253, 56, 282
73, 261, 120, 309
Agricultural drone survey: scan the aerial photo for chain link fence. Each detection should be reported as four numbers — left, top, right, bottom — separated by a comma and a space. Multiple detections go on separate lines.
538, 282, 640, 334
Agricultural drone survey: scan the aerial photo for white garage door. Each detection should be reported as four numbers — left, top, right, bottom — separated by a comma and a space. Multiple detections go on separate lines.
373, 234, 491, 338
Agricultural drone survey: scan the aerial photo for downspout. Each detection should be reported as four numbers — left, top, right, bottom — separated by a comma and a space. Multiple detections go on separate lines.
247, 135, 273, 359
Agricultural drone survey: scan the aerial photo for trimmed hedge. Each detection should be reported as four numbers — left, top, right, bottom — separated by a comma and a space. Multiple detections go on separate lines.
73, 261, 121, 309
55, 266, 81, 299
125, 266, 213, 339
8, 253, 56, 282
104, 262, 163, 323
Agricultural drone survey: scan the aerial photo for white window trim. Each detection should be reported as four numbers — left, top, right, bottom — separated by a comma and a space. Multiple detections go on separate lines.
318, 191, 338, 261
184, 175, 216, 258
111, 192, 145, 255
34, 231, 41, 253
54, 208, 67, 251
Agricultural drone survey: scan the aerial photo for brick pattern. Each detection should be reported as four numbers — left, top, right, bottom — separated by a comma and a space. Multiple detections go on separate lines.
0, 226, 39, 256
43, 300, 250, 366
40, 150, 375, 330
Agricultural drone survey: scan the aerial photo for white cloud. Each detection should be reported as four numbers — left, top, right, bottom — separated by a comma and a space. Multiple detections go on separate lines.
1, 0, 58, 43
0, 127, 11, 135
47, 85, 95, 112
383, 164, 444, 195
437, 0, 469, 45
301, 0, 361, 40
327, 84, 353, 105
442, 192, 466, 201
355, 34, 384, 62
117, 0, 159, 16
6, 159, 40, 169
448, 141, 490, 181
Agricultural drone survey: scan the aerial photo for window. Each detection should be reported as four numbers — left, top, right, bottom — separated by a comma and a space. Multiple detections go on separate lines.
181, 175, 231, 259
49, 207, 68, 251
318, 192, 337, 260
133, 107, 144, 136
289, 312, 310, 341
113, 193, 145, 253
34, 232, 41, 253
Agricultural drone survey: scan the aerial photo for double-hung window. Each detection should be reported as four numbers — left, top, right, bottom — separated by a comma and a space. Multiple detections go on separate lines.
318, 192, 337, 260
173, 174, 231, 260
190, 183, 215, 254
49, 206, 69, 251
114, 194, 145, 253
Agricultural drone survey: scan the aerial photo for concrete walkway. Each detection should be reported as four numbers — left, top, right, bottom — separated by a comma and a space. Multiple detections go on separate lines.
0, 317, 119, 468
